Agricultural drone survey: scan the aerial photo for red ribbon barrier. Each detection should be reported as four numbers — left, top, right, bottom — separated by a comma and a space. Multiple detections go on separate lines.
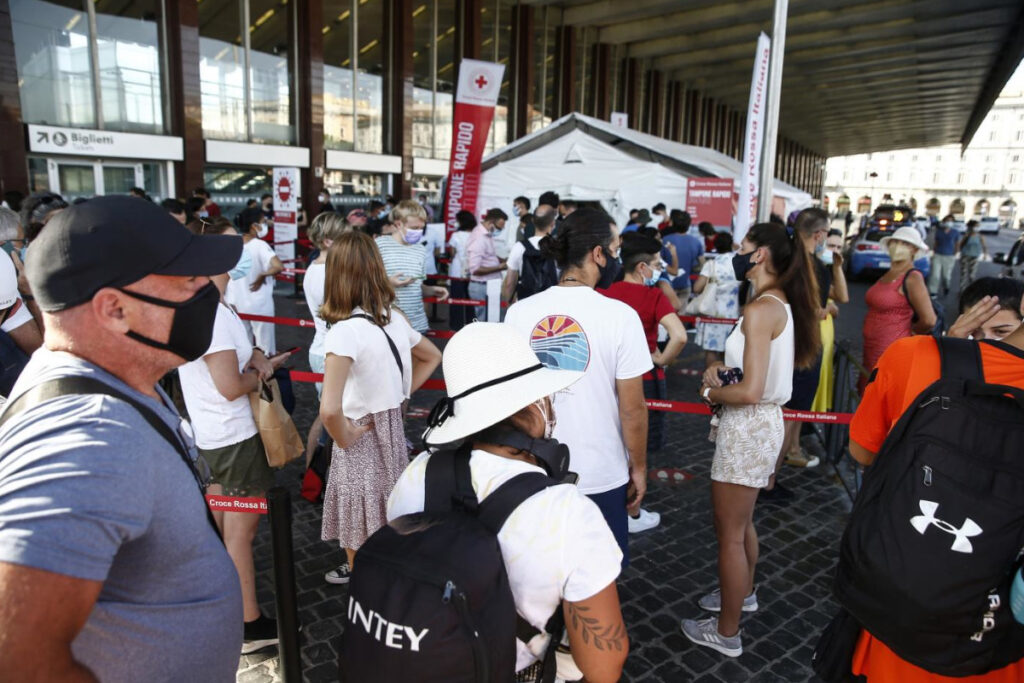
206, 495, 268, 514
286, 372, 852, 424
425, 329, 456, 339
424, 297, 486, 307
239, 313, 317, 329
678, 315, 739, 325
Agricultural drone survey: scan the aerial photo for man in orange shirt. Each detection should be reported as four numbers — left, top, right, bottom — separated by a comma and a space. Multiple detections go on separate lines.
846, 296, 1024, 682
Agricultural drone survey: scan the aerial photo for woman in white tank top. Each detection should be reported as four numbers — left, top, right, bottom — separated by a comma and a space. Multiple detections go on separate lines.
681, 223, 822, 659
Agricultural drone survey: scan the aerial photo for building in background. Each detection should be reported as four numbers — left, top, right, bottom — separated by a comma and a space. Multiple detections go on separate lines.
825, 66, 1024, 228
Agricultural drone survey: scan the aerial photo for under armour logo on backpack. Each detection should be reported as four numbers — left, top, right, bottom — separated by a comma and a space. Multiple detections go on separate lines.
910, 500, 983, 553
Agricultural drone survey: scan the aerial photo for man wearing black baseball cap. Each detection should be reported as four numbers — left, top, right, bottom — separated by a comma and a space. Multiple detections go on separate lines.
0, 196, 246, 682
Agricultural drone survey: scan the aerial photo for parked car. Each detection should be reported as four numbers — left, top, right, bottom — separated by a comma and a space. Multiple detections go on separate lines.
845, 226, 931, 279
978, 216, 1001, 235
978, 235, 1024, 281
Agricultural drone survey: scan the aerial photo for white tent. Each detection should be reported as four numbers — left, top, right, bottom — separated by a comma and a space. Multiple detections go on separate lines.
475, 112, 813, 250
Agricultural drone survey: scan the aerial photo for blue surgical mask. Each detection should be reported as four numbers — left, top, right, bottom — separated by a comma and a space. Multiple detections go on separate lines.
19, 245, 27, 263
820, 249, 835, 266
643, 265, 662, 287
228, 246, 252, 280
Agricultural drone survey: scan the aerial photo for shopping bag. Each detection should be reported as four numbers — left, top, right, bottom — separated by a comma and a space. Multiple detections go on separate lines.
249, 378, 305, 467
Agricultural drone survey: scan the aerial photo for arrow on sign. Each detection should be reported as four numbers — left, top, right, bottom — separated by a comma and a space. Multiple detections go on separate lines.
36, 131, 49, 143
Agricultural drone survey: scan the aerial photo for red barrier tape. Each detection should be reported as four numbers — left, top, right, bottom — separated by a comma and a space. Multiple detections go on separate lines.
286, 372, 851, 424
206, 495, 268, 514
282, 268, 306, 275
425, 297, 485, 306
239, 313, 317, 328
678, 315, 739, 325
425, 329, 456, 339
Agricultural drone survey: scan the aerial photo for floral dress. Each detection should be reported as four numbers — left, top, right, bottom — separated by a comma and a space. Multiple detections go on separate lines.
694, 253, 741, 352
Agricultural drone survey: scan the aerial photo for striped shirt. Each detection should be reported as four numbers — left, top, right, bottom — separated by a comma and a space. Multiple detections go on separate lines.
375, 235, 429, 331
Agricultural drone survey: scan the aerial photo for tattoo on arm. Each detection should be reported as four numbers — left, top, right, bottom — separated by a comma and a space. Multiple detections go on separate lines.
566, 603, 626, 652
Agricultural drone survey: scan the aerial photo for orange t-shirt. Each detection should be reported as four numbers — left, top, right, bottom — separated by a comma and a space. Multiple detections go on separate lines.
849, 335, 1024, 682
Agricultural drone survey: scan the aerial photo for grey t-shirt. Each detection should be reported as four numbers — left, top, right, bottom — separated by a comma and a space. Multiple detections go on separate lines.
0, 349, 243, 682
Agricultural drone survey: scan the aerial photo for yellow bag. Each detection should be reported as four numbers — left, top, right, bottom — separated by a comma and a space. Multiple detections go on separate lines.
249, 378, 305, 467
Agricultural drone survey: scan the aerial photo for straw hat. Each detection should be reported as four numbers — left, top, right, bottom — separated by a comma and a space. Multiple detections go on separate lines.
879, 226, 929, 257
423, 322, 584, 446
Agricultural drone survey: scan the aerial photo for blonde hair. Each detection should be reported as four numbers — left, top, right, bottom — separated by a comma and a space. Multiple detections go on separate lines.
390, 199, 427, 224
320, 231, 395, 327
308, 211, 349, 250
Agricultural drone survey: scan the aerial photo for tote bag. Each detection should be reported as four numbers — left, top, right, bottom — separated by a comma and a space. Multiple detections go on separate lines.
250, 378, 305, 467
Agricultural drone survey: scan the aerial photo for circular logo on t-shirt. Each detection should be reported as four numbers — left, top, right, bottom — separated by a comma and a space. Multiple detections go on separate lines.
530, 315, 590, 372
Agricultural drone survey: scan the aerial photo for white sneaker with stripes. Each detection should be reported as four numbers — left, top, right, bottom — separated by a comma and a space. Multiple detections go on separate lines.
681, 616, 742, 657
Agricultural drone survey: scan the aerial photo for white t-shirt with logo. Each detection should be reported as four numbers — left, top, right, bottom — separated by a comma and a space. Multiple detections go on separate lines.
226, 238, 277, 315
322, 308, 422, 420
178, 303, 258, 450
504, 286, 652, 494
506, 235, 544, 274
387, 449, 622, 672
302, 262, 328, 359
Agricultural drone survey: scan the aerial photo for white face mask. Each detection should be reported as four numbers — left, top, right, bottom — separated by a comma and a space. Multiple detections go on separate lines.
888, 242, 913, 262
256, 222, 269, 238
534, 398, 556, 439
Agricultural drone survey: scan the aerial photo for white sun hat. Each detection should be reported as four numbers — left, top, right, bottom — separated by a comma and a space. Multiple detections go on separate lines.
0, 254, 18, 311
879, 226, 929, 257
423, 322, 584, 446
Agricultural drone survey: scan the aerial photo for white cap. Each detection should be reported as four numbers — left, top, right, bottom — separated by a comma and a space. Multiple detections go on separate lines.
0, 254, 18, 311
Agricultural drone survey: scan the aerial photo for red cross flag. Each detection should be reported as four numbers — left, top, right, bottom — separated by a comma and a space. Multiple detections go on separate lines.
443, 58, 506, 239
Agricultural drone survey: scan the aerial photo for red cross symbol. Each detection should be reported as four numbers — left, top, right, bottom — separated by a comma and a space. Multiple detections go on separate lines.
474, 75, 488, 89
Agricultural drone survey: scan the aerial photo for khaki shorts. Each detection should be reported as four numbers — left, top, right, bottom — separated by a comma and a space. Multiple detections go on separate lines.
199, 433, 275, 497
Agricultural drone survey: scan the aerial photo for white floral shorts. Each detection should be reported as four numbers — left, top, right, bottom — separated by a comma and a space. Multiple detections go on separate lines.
710, 403, 784, 489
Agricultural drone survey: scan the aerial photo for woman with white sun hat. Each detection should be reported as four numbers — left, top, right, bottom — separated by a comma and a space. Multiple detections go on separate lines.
860, 226, 937, 393
386, 322, 629, 682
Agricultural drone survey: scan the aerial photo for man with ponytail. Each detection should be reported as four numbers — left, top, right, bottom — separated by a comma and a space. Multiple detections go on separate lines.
684, 222, 820, 658
505, 208, 652, 567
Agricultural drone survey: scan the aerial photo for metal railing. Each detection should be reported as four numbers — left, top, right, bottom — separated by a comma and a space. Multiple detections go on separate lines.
821, 339, 868, 501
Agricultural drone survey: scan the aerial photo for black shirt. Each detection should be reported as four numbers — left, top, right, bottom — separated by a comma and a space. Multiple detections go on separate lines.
813, 255, 832, 309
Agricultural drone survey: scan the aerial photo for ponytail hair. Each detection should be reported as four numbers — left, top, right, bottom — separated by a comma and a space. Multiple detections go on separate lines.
745, 222, 821, 369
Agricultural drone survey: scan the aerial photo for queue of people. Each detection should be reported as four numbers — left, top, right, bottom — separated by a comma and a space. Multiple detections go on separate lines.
0, 188, 1022, 683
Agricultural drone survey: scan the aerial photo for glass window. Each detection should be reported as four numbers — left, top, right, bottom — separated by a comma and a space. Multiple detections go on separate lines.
355, 0, 385, 153
248, 0, 293, 144
141, 161, 165, 200
531, 7, 556, 132
412, 1, 434, 159
102, 165, 137, 194
323, 170, 384, 206
199, 0, 246, 140
27, 158, 52, 193
11, 0, 96, 128
323, 0, 354, 150
433, 0, 456, 160
483, 0, 511, 153
58, 162, 96, 201
204, 165, 272, 219
93, 0, 164, 133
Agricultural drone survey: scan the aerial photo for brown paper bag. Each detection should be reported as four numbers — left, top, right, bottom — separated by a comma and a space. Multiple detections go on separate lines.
249, 378, 305, 467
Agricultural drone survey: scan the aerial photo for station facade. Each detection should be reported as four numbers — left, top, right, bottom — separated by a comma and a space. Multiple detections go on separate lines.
0, 0, 826, 216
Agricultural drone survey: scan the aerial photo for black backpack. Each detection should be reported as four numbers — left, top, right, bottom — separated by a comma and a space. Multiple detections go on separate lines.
516, 239, 559, 301
901, 268, 946, 336
834, 337, 1024, 676
339, 445, 565, 683
0, 329, 29, 399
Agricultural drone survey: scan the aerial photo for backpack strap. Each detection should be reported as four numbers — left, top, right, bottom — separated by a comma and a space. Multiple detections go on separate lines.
424, 444, 478, 513
349, 313, 404, 377
938, 336, 984, 382
0, 375, 221, 537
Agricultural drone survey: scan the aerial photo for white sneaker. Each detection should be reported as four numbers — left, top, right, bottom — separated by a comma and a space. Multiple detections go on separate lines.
628, 508, 661, 533
681, 616, 742, 657
697, 587, 758, 613
325, 563, 351, 585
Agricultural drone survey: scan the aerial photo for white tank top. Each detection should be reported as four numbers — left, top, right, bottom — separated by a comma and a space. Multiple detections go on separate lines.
723, 294, 795, 405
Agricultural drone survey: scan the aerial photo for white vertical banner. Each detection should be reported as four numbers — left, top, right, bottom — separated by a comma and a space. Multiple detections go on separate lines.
272, 167, 298, 264
735, 32, 772, 243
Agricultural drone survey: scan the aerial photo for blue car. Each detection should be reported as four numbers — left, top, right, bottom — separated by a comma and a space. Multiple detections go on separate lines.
846, 227, 930, 279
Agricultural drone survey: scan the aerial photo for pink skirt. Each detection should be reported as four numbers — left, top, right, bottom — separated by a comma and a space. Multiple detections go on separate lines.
321, 407, 409, 550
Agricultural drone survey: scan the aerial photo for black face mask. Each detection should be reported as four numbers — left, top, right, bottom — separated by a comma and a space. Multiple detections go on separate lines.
119, 282, 221, 361
596, 247, 619, 290
477, 424, 573, 482
732, 251, 755, 280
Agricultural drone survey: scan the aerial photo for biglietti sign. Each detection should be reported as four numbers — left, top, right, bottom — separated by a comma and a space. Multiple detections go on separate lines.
27, 124, 184, 161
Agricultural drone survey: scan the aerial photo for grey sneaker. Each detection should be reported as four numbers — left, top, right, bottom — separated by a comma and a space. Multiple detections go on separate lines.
681, 616, 742, 657
325, 563, 351, 585
697, 587, 758, 613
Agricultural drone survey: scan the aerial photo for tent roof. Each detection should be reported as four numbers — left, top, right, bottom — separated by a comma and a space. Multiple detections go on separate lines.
481, 112, 811, 205
521, 0, 1024, 157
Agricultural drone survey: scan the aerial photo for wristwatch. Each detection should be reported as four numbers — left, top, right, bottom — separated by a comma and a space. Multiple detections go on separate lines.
702, 386, 712, 402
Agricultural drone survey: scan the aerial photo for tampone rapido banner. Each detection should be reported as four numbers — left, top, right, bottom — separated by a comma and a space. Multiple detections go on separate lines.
686, 178, 736, 229
442, 59, 506, 239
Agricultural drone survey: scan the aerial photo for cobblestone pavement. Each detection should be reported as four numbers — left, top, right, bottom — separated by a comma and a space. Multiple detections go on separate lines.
237, 293, 854, 682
